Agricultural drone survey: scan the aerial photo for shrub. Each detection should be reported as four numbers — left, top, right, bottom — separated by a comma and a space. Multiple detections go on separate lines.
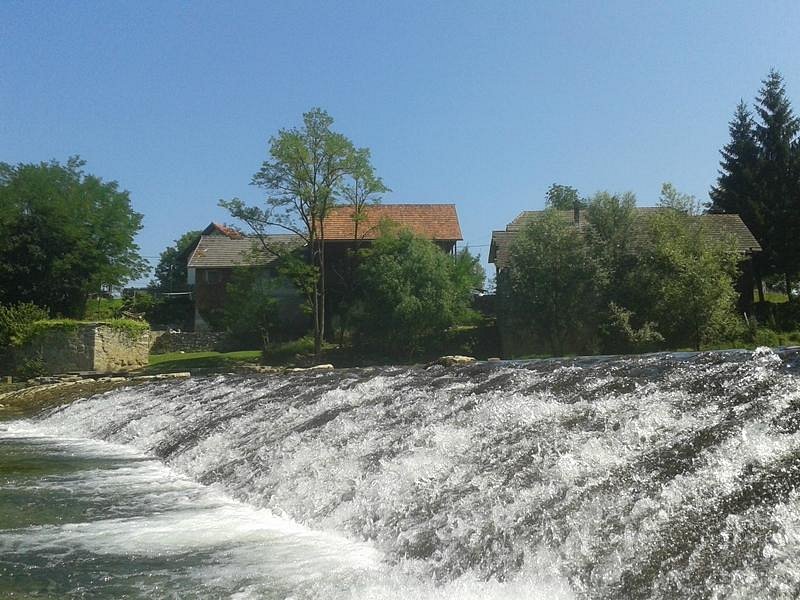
502, 210, 607, 356
0, 303, 49, 348
351, 228, 483, 357
599, 303, 664, 354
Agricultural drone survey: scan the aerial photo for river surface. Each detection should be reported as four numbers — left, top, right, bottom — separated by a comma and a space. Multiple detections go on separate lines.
2, 349, 800, 598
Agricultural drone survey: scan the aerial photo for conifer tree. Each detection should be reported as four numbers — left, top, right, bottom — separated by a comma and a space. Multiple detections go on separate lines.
754, 69, 800, 297
711, 70, 800, 300
709, 102, 760, 225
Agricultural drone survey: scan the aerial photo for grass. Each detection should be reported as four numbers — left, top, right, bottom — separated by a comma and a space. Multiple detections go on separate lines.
143, 350, 261, 374
84, 297, 125, 320
763, 291, 790, 304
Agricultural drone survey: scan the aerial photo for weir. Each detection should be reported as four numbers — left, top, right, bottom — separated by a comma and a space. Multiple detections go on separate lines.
3, 348, 800, 598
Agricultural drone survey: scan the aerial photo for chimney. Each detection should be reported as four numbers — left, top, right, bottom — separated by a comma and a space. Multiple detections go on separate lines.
573, 200, 580, 225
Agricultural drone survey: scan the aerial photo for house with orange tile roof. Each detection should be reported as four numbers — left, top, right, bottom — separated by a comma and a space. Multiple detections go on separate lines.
184, 204, 463, 331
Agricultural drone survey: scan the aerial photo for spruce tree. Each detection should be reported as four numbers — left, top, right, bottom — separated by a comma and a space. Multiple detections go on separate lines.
754, 69, 800, 298
710, 102, 760, 227
709, 104, 764, 300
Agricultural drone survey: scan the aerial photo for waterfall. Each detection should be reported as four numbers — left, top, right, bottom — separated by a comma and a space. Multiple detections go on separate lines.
6, 347, 800, 598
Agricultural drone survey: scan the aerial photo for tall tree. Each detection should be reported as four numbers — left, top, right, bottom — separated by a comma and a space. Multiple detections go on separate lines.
754, 69, 800, 298
352, 227, 483, 357
659, 182, 702, 215
505, 210, 607, 355
636, 208, 740, 350
220, 108, 379, 354
585, 191, 639, 328
711, 71, 800, 301
545, 183, 585, 210
150, 230, 201, 292
339, 148, 388, 241
709, 101, 760, 225
0, 157, 145, 317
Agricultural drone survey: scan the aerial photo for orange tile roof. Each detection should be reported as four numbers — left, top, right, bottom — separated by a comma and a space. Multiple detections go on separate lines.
202, 222, 244, 239
321, 204, 462, 241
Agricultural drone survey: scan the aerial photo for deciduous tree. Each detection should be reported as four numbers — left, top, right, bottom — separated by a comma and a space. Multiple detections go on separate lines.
352, 227, 482, 356
505, 210, 607, 355
150, 230, 201, 292
220, 109, 379, 354
0, 157, 145, 317
545, 183, 585, 210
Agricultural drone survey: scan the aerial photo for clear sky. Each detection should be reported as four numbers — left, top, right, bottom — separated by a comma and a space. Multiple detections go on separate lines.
3, 1, 799, 284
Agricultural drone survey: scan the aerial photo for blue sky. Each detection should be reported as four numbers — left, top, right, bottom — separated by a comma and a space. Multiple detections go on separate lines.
3, 1, 799, 283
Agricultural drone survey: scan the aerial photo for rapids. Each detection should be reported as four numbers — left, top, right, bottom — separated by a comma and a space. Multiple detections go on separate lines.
4, 347, 800, 598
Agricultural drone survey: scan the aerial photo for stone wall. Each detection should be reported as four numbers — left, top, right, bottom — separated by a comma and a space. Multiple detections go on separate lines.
18, 323, 150, 374
149, 331, 227, 354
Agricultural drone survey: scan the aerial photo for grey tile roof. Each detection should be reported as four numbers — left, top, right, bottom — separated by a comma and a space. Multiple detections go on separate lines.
490, 208, 762, 269
187, 234, 302, 268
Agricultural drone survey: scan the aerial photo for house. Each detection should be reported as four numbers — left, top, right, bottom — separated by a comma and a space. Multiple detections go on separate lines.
490, 207, 762, 302
185, 204, 463, 331
185, 223, 302, 330
321, 203, 462, 253
489, 207, 762, 354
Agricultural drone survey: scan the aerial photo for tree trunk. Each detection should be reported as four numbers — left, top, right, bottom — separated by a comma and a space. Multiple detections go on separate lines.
319, 235, 326, 354
786, 272, 793, 302
755, 259, 765, 304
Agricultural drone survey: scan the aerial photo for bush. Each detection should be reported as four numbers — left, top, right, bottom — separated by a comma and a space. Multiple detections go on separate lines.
223, 267, 306, 349
261, 336, 316, 364
502, 210, 607, 356
752, 301, 800, 331
599, 303, 664, 354
0, 303, 49, 348
350, 228, 483, 357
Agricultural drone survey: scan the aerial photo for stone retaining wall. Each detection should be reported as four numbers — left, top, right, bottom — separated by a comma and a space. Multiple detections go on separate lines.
19, 324, 150, 374
149, 331, 227, 354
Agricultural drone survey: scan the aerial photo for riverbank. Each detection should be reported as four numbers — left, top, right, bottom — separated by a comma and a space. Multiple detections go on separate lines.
0, 373, 190, 419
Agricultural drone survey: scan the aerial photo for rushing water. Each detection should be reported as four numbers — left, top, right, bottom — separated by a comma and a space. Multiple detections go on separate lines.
3, 348, 800, 598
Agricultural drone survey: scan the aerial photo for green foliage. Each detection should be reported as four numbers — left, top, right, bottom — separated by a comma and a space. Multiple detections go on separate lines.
711, 70, 800, 294
15, 355, 46, 380
600, 302, 664, 354
351, 228, 483, 356
658, 183, 702, 215
150, 230, 201, 292
84, 297, 124, 320
223, 268, 280, 349
545, 184, 585, 210
121, 292, 157, 316
108, 291, 192, 330
16, 318, 147, 346
0, 303, 49, 348
339, 147, 389, 240
635, 207, 741, 350
220, 108, 383, 354
505, 210, 607, 356
261, 336, 317, 365
499, 185, 745, 356
145, 350, 261, 374
585, 191, 637, 273
0, 157, 146, 317
752, 300, 800, 331
105, 319, 150, 340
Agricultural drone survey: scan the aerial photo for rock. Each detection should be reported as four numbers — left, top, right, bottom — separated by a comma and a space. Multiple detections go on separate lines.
152, 372, 191, 380
285, 364, 334, 373
487, 357, 502, 362
432, 355, 476, 367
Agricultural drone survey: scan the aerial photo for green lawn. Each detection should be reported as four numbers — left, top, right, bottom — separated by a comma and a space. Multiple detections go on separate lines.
143, 350, 261, 374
